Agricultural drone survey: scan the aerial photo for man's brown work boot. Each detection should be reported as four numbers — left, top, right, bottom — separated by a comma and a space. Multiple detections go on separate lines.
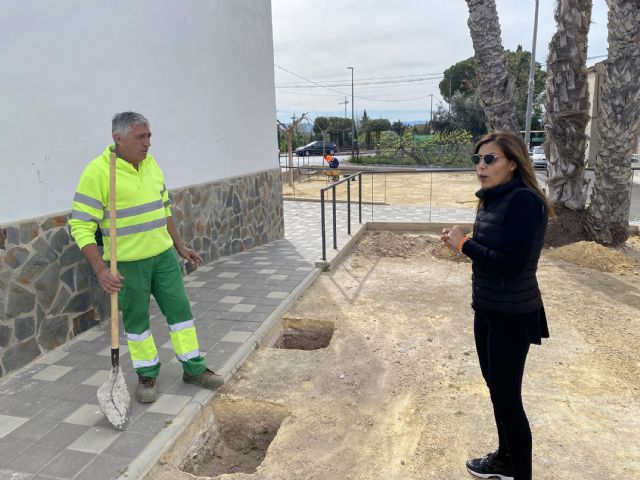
136, 376, 157, 403
182, 368, 224, 390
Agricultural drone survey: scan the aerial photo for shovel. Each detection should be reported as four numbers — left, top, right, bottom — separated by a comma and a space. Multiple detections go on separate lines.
97, 149, 131, 430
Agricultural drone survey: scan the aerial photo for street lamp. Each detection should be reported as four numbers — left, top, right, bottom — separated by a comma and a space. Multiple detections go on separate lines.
524, 0, 540, 150
347, 66, 356, 158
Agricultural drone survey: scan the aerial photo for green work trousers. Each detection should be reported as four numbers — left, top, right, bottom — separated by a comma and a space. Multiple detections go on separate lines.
116, 247, 207, 378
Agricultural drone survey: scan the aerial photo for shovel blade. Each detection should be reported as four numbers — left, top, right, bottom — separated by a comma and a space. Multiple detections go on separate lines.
97, 366, 131, 431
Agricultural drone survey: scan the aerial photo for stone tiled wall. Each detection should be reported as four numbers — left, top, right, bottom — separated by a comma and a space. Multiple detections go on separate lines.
0, 168, 283, 377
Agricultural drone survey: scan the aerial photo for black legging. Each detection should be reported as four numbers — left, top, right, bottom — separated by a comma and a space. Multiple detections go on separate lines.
474, 309, 532, 480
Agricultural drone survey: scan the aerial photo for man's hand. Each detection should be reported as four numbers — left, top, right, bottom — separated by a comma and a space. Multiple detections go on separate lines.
177, 247, 203, 267
96, 268, 124, 294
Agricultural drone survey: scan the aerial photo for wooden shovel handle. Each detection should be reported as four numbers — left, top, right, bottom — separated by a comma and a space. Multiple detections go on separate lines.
109, 151, 119, 350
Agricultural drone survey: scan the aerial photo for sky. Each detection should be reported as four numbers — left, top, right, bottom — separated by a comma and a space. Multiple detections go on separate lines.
272, 0, 609, 124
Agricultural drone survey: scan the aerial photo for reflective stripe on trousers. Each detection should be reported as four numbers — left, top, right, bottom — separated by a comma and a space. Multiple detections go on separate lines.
126, 329, 160, 370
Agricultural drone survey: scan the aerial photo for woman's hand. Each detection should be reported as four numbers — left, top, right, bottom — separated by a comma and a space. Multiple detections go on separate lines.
177, 246, 203, 266
440, 225, 468, 252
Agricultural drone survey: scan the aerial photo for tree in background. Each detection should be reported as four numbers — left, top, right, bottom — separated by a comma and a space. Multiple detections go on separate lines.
367, 118, 392, 147
544, 0, 592, 218
439, 49, 546, 135
465, 0, 519, 132
585, 0, 640, 245
391, 120, 406, 136
359, 110, 373, 150
277, 113, 308, 188
313, 116, 353, 148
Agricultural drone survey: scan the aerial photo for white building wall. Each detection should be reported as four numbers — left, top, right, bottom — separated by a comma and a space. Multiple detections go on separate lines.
0, 0, 277, 224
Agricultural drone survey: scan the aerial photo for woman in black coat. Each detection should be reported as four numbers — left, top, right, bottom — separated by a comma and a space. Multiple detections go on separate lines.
441, 130, 553, 480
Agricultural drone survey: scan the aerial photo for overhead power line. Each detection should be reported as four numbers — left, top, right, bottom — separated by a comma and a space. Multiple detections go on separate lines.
274, 63, 441, 103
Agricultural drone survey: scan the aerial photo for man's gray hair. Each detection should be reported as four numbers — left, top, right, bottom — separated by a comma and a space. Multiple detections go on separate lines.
112, 111, 150, 139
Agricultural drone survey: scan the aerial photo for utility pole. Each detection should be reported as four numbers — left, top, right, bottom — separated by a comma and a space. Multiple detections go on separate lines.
524, 0, 540, 151
428, 93, 434, 133
339, 97, 349, 119
347, 66, 355, 158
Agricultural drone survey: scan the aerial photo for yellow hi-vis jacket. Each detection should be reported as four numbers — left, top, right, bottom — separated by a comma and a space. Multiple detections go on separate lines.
69, 145, 173, 262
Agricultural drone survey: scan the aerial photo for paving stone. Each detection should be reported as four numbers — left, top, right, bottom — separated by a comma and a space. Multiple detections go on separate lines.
67, 426, 121, 454
0, 438, 30, 467
0, 414, 29, 439
40, 449, 97, 479
4, 443, 62, 474
74, 453, 131, 480
63, 404, 104, 426
128, 411, 175, 436
7, 417, 58, 442
35, 422, 88, 449
101, 431, 154, 460
32, 364, 73, 381
147, 393, 191, 415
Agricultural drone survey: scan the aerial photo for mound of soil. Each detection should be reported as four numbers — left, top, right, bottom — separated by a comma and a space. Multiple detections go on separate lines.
354, 232, 470, 263
547, 239, 640, 274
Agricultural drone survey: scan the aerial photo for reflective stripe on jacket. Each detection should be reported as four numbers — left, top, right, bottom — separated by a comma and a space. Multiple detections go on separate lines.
69, 145, 173, 261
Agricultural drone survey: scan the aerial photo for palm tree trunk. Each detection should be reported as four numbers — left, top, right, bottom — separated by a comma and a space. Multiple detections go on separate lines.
544, 0, 592, 211
465, 0, 518, 132
585, 0, 640, 245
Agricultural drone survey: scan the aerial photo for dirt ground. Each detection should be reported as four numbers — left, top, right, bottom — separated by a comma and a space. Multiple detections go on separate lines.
282, 171, 480, 208
152, 231, 640, 480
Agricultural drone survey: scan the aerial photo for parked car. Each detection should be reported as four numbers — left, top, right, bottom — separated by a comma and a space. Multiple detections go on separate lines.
295, 141, 338, 156
530, 145, 547, 168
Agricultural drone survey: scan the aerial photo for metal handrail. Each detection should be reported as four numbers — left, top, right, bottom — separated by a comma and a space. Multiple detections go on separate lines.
319, 172, 363, 261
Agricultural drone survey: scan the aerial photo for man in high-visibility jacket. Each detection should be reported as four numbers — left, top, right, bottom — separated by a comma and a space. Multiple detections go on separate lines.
70, 111, 223, 403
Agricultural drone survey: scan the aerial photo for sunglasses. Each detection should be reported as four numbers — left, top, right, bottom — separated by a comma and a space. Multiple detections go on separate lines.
471, 153, 503, 165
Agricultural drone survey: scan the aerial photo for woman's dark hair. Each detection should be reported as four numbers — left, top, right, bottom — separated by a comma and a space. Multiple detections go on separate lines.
475, 130, 555, 217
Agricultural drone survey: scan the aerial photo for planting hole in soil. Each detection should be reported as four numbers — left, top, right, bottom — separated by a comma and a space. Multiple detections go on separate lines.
274, 317, 335, 350
179, 399, 289, 477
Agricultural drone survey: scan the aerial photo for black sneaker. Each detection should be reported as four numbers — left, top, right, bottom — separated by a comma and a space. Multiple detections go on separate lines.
466, 451, 514, 479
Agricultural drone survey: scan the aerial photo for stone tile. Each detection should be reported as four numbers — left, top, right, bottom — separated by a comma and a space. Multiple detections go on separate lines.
0, 438, 30, 467
6, 397, 48, 418
74, 453, 130, 480
35, 422, 89, 449
185, 281, 206, 288
4, 443, 61, 474
34, 349, 70, 365
257, 269, 276, 274
64, 404, 104, 426
82, 370, 110, 387
218, 283, 241, 290
267, 274, 288, 281
146, 393, 191, 415
267, 291, 289, 299
5, 417, 58, 444
197, 266, 214, 271
220, 331, 252, 343
75, 330, 104, 342
67, 426, 121, 454
217, 272, 238, 278
41, 399, 92, 421
128, 411, 174, 436
0, 414, 29, 439
102, 431, 154, 459
39, 449, 96, 479
58, 385, 99, 405
230, 304, 256, 313
219, 296, 243, 304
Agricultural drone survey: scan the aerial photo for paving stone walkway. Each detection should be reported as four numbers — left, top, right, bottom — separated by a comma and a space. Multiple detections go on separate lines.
0, 200, 475, 480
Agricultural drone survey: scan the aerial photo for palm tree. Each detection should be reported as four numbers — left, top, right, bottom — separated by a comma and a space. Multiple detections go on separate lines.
585, 0, 640, 245
544, 0, 592, 211
464, 0, 518, 132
